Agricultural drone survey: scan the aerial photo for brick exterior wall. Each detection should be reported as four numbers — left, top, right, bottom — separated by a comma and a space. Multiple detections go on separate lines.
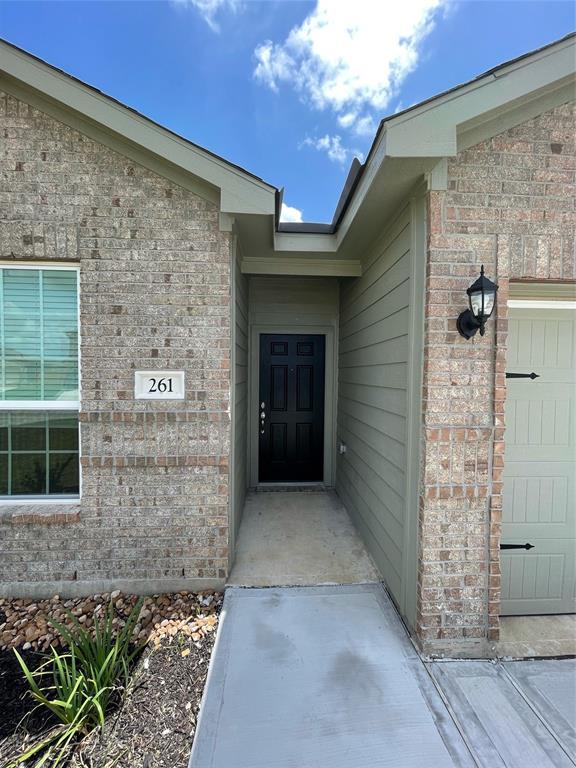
418, 101, 576, 655
0, 92, 232, 594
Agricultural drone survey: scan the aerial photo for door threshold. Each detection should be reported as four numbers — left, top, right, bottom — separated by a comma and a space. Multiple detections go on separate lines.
253, 483, 328, 493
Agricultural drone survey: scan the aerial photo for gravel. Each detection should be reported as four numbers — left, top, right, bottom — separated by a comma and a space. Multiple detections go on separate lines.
0, 591, 221, 653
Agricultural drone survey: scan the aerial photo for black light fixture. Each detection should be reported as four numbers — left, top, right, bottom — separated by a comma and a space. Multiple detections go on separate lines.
456, 265, 498, 339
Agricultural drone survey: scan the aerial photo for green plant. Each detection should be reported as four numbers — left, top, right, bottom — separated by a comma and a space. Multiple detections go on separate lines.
9, 597, 144, 767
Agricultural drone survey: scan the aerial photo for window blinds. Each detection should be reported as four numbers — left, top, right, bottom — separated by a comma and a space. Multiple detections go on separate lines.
0, 269, 78, 402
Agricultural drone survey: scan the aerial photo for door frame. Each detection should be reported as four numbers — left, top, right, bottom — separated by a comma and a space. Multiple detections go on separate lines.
249, 325, 336, 488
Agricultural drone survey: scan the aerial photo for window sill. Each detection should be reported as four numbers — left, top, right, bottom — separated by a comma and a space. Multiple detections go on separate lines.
0, 504, 80, 525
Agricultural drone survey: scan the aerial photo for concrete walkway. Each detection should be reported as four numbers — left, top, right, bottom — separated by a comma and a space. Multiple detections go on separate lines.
228, 491, 379, 587
190, 585, 576, 768
190, 585, 470, 767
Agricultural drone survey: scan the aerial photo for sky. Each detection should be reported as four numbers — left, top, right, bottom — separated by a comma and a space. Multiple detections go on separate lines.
0, 1, 574, 223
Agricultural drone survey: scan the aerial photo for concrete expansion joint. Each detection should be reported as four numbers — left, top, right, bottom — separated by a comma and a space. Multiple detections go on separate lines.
225, 579, 383, 591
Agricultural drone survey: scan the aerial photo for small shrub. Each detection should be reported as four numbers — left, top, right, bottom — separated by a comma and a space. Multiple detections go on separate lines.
9, 597, 143, 767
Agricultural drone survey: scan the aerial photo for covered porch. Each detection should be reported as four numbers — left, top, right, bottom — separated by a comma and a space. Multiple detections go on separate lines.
228, 490, 379, 587
229, 198, 425, 634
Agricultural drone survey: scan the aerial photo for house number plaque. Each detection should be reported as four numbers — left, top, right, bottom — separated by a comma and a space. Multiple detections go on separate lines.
134, 371, 185, 400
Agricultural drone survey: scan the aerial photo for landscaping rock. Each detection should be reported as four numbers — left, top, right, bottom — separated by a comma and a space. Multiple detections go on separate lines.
0, 591, 223, 652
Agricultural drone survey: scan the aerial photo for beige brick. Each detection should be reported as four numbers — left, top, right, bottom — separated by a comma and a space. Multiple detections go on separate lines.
0, 91, 231, 588
418, 101, 576, 652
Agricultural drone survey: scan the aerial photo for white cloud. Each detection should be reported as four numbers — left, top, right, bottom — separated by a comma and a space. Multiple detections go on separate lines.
337, 111, 376, 137
254, 0, 446, 133
337, 112, 357, 129
280, 203, 304, 223
301, 134, 364, 165
253, 40, 293, 91
173, 0, 240, 32
301, 134, 348, 164
354, 114, 377, 137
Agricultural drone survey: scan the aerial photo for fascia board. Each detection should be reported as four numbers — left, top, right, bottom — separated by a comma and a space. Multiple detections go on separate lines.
385, 40, 575, 158
274, 231, 338, 253
334, 129, 389, 250
0, 42, 276, 216
220, 187, 274, 216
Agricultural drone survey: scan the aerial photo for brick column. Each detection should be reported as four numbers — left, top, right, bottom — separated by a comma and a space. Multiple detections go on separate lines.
417, 191, 499, 657
417, 100, 575, 656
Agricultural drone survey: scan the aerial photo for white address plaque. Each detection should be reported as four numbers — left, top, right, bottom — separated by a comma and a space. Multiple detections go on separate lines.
135, 371, 185, 400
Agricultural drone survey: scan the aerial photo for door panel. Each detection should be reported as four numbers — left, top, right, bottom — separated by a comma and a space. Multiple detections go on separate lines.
501, 540, 575, 615
501, 307, 576, 615
259, 334, 325, 483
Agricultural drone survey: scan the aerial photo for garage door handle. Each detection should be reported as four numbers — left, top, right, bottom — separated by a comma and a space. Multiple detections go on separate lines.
500, 543, 535, 550
505, 372, 539, 379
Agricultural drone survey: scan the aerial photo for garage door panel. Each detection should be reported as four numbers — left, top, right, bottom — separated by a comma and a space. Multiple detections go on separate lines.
501, 540, 576, 615
503, 462, 573, 532
508, 316, 574, 369
506, 388, 572, 455
502, 306, 575, 616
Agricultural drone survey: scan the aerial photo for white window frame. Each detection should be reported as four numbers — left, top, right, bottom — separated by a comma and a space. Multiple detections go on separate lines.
0, 263, 81, 503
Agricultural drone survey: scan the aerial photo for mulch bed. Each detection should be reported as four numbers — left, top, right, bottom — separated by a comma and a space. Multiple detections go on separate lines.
0, 648, 59, 764
0, 592, 222, 768
69, 632, 217, 768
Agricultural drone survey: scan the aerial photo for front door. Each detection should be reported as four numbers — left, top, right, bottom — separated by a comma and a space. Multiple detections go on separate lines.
501, 306, 576, 615
259, 334, 325, 483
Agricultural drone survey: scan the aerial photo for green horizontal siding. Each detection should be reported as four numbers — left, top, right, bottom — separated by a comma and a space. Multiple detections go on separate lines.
233, 257, 249, 539
337, 209, 411, 608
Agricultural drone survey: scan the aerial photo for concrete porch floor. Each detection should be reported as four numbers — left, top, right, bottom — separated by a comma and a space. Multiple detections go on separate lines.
228, 490, 380, 587
497, 614, 576, 658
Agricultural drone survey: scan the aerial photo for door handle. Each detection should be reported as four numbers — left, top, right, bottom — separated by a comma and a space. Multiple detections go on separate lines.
260, 402, 266, 434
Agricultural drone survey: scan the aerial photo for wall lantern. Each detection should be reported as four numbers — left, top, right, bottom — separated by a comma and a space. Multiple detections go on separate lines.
456, 265, 498, 339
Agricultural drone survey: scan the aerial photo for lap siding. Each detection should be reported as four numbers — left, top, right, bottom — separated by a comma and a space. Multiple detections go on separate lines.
337, 211, 412, 608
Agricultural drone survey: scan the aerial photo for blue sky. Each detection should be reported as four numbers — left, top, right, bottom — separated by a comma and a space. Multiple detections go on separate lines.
0, 1, 574, 222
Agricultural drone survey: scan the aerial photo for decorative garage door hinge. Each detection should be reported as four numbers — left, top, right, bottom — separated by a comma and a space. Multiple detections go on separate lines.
500, 543, 535, 550
505, 372, 539, 379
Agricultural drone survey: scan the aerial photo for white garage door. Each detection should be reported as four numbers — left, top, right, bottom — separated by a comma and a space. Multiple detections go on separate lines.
501, 304, 576, 616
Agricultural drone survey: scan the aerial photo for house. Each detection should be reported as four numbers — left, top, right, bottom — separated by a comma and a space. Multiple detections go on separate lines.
0, 33, 574, 658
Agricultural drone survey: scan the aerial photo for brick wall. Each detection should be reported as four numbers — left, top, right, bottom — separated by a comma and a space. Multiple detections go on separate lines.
418, 101, 575, 655
0, 91, 232, 594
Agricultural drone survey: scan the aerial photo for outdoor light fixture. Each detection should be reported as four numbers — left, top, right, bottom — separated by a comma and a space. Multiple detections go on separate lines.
456, 265, 498, 339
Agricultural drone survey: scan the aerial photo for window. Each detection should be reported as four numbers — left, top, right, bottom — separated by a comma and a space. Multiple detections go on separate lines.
0, 266, 79, 499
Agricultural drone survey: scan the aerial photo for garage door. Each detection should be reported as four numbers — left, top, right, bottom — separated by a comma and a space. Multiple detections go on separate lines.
501, 304, 576, 616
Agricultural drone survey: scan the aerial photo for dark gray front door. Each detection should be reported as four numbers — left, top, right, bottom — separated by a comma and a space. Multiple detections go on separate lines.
259, 334, 325, 483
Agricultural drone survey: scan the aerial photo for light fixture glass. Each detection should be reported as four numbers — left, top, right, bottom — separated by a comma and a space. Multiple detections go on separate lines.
457, 266, 498, 339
